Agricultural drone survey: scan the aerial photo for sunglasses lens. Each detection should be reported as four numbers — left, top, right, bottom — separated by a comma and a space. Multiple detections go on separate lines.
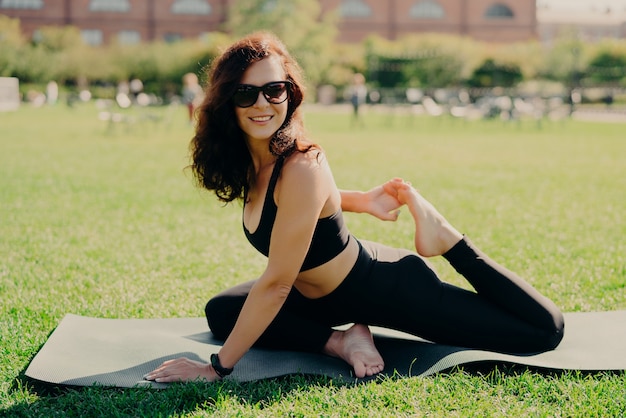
264, 82, 289, 103
233, 87, 259, 108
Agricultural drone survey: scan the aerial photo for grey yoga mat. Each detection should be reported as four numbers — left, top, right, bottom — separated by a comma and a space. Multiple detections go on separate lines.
25, 311, 626, 389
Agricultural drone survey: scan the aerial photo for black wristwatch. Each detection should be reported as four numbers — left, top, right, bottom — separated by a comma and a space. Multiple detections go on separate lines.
210, 353, 234, 378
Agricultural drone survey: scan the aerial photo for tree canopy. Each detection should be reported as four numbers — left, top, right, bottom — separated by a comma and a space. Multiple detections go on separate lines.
225, 0, 338, 87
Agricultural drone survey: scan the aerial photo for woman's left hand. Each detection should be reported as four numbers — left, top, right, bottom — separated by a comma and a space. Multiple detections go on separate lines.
365, 178, 404, 221
144, 357, 219, 383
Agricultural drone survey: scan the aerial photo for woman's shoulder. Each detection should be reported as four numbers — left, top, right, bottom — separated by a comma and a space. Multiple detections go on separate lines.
276, 147, 334, 207
283, 146, 327, 175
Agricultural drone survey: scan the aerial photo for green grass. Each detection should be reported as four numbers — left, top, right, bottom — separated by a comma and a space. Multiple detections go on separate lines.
1, 103, 624, 417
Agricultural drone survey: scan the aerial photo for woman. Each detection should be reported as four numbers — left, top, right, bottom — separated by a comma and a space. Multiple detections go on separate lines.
181, 72, 204, 123
145, 32, 564, 383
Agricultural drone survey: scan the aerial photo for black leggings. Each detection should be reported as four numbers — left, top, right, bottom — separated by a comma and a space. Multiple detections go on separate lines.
206, 237, 564, 355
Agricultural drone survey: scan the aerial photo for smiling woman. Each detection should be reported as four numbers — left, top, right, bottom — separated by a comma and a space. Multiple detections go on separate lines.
233, 58, 291, 145
144, 31, 564, 384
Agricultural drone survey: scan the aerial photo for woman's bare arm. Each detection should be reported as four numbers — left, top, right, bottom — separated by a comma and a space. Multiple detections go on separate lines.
216, 152, 332, 370
340, 177, 404, 221
145, 153, 330, 383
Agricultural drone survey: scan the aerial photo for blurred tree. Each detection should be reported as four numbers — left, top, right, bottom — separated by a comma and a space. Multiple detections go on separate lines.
402, 51, 463, 88
586, 50, 626, 86
364, 34, 477, 89
494, 41, 543, 81
467, 59, 523, 88
0, 15, 24, 77
537, 32, 588, 85
106, 36, 229, 97
13, 45, 55, 83
372, 56, 411, 88
317, 42, 366, 87
34, 25, 84, 51
24, 26, 93, 85
225, 0, 338, 89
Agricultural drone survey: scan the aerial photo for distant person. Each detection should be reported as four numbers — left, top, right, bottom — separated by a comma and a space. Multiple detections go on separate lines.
182, 72, 204, 124
129, 78, 144, 103
144, 32, 564, 383
347, 72, 367, 125
46, 81, 58, 105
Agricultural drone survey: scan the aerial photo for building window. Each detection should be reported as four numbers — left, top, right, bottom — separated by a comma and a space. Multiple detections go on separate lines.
81, 29, 103, 46
164, 33, 183, 43
340, 0, 372, 18
32, 29, 43, 43
171, 0, 211, 15
0, 0, 43, 9
410, 0, 445, 19
117, 30, 141, 45
484, 4, 514, 19
261, 0, 277, 13
89, 0, 130, 13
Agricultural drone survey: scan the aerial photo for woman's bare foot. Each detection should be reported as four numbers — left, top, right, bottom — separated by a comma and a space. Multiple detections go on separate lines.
323, 324, 384, 378
395, 182, 463, 257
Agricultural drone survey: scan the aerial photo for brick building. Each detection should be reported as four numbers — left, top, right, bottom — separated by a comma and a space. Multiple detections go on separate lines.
322, 0, 536, 43
0, 0, 535, 45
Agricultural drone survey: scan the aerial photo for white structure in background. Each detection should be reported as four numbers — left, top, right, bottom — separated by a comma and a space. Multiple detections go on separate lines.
537, 1, 626, 43
0, 77, 20, 112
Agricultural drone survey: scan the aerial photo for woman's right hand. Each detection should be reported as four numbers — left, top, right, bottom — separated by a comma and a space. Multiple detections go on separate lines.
144, 357, 221, 383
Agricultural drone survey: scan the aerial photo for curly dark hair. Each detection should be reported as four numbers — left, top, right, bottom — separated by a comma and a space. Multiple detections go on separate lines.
190, 32, 311, 203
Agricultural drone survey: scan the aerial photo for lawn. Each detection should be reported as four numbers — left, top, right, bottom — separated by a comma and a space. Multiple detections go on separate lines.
1, 103, 624, 417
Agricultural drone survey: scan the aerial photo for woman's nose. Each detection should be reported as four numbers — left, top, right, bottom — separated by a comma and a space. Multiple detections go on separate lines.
251, 91, 269, 108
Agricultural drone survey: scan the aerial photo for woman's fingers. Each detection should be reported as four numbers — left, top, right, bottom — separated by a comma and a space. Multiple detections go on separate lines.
144, 357, 215, 383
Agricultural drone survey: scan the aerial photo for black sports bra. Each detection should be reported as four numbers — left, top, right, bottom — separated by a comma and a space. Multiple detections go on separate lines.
243, 155, 350, 271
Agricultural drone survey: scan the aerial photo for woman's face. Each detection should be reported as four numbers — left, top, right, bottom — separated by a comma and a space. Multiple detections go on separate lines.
234, 56, 289, 146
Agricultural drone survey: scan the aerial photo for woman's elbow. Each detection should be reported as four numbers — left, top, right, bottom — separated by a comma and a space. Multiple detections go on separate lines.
270, 281, 294, 301
254, 275, 294, 303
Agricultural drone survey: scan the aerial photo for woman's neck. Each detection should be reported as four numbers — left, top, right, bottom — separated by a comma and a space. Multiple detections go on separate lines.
246, 140, 275, 174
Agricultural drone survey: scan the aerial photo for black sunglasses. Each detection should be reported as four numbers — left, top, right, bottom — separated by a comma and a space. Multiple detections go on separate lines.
233, 81, 292, 108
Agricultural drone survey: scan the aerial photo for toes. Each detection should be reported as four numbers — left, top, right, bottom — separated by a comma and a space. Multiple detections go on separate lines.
353, 362, 366, 378
364, 364, 384, 377
352, 360, 385, 378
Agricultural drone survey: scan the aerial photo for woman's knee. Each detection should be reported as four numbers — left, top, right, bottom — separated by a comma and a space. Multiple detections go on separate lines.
205, 295, 242, 341
543, 310, 565, 351
529, 309, 565, 352
205, 281, 254, 340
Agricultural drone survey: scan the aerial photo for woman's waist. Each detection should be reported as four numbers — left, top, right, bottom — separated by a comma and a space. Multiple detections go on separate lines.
294, 236, 363, 298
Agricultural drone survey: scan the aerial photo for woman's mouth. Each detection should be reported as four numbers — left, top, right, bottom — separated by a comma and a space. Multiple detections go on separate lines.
250, 116, 272, 122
